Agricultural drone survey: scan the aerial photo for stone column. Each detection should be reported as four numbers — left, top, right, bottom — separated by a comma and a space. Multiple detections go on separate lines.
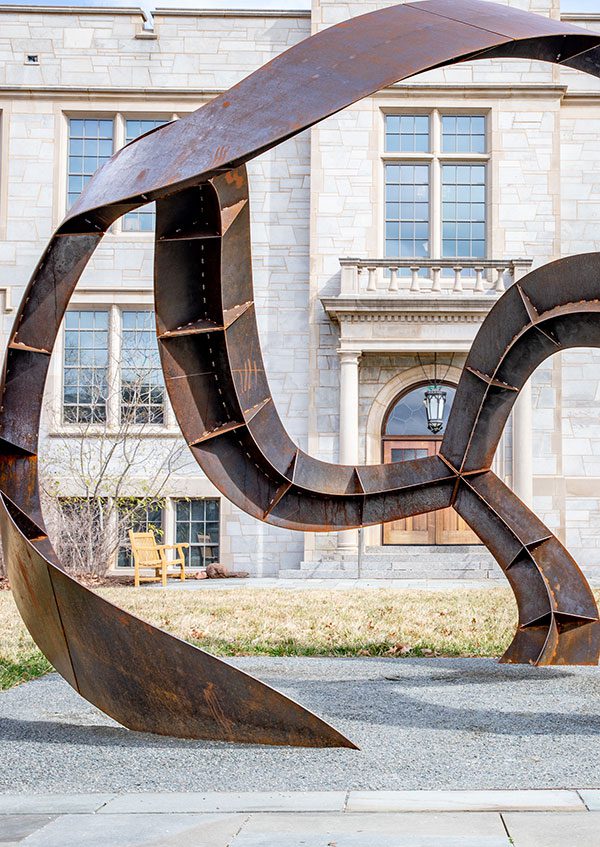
511, 259, 534, 508
338, 350, 360, 551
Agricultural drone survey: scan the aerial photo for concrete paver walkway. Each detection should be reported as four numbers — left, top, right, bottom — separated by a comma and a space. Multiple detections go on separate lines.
1, 791, 600, 846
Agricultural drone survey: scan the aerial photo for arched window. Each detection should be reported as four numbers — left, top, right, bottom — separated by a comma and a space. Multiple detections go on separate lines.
384, 382, 457, 437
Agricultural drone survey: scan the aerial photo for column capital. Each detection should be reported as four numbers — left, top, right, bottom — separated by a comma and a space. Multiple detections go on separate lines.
338, 349, 362, 364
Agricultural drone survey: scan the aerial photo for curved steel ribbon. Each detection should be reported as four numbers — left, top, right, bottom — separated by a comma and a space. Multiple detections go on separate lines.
2, 0, 600, 746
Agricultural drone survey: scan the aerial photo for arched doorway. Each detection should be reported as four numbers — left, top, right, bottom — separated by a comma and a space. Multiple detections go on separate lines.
382, 382, 480, 546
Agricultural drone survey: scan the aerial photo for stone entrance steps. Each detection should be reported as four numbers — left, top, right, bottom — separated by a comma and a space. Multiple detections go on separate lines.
278, 545, 502, 580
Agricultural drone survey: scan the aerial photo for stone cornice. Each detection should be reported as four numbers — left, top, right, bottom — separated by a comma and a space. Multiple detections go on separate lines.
156, 7, 310, 17
561, 14, 600, 22
322, 296, 494, 324
0, 84, 583, 105
378, 84, 568, 100
0, 86, 219, 101
0, 83, 572, 102
563, 91, 600, 103
0, 5, 309, 18
0, 4, 142, 14
341, 313, 485, 324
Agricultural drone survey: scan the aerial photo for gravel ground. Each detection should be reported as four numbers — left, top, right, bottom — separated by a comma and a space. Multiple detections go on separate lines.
1, 657, 600, 793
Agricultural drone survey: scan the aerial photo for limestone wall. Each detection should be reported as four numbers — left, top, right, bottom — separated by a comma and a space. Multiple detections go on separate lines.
0, 7, 311, 574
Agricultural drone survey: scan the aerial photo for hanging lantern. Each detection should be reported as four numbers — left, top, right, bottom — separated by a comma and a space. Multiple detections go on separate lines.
423, 384, 447, 434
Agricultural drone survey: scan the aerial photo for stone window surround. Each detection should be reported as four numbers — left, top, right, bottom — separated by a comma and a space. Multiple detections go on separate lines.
47, 295, 180, 437
117, 498, 165, 569
46, 293, 233, 572
46, 291, 232, 570
115, 496, 221, 571
174, 496, 221, 569
380, 106, 491, 262
58, 108, 190, 233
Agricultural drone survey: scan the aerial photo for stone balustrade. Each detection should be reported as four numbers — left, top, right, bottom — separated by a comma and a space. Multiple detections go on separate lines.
339, 258, 533, 297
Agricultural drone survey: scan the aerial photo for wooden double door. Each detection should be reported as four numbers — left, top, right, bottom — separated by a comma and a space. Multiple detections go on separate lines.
382, 439, 480, 546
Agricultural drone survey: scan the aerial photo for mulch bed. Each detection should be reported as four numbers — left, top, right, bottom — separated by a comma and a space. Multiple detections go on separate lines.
0, 573, 135, 590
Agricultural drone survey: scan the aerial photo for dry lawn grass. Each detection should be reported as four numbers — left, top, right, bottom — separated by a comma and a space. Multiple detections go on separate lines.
4, 585, 599, 689
97, 587, 520, 658
0, 586, 523, 688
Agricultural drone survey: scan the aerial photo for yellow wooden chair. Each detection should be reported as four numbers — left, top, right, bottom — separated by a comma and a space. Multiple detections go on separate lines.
129, 530, 189, 587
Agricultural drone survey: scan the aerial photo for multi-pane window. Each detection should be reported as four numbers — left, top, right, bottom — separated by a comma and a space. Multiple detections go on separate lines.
67, 119, 114, 208
385, 164, 430, 259
63, 311, 109, 423
117, 500, 164, 568
123, 119, 166, 231
175, 499, 220, 568
441, 116, 485, 153
385, 115, 429, 153
384, 112, 487, 262
66, 114, 172, 221
62, 309, 165, 426
121, 311, 165, 424
442, 165, 486, 260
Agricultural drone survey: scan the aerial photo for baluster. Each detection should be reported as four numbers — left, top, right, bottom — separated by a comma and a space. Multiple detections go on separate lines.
351, 260, 515, 296
495, 266, 506, 293
366, 266, 377, 292
410, 265, 421, 293
453, 265, 463, 293
474, 266, 485, 293
357, 265, 365, 293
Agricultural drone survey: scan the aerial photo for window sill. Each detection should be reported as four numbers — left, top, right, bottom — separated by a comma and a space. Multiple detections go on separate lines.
47, 426, 183, 439
108, 567, 207, 576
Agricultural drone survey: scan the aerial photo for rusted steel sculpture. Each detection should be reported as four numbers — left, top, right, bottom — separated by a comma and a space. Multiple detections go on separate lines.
2, 0, 600, 747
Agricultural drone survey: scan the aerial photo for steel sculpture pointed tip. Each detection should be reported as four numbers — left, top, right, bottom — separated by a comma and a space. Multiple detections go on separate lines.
0, 494, 357, 748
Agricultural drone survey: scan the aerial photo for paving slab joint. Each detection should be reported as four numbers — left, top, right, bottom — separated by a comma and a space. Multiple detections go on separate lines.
342, 790, 350, 812
93, 795, 117, 814
577, 790, 600, 811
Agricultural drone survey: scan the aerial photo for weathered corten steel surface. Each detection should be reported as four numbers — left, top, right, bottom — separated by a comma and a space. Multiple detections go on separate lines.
2, 1, 600, 746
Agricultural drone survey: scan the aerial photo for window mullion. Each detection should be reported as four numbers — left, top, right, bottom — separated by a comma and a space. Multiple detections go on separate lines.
114, 113, 126, 153
431, 109, 441, 260
108, 304, 121, 429
165, 390, 176, 429
113, 115, 126, 234
164, 498, 175, 548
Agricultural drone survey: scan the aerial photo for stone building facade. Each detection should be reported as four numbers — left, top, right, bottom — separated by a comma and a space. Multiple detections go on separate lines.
0, 0, 599, 579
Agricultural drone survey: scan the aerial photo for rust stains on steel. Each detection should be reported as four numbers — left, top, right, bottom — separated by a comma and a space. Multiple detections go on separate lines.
1, 1, 600, 747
